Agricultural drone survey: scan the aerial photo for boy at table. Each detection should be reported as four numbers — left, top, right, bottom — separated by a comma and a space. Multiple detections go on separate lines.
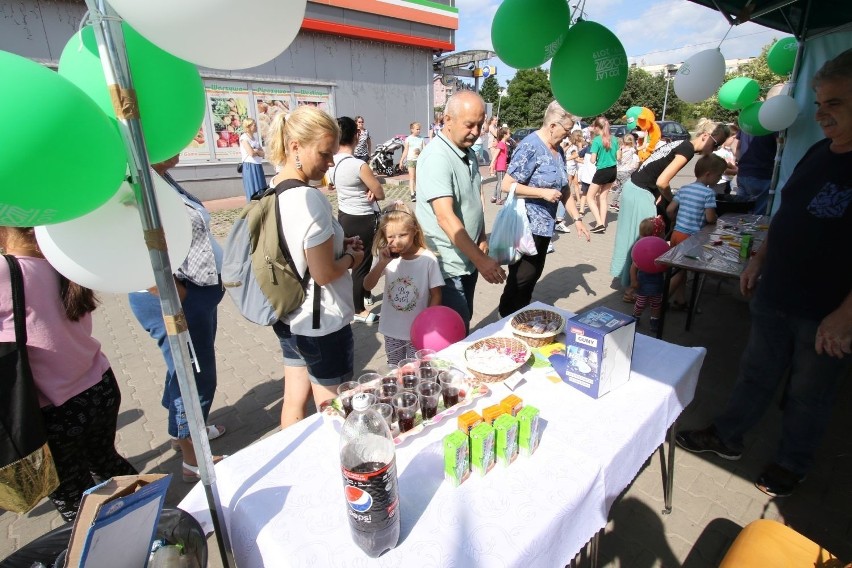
665, 154, 726, 308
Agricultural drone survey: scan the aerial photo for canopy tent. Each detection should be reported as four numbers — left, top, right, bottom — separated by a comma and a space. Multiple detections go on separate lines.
687, 0, 852, 214
685, 0, 852, 40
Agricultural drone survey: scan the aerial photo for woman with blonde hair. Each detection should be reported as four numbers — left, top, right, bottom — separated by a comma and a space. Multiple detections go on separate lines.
239, 117, 267, 200
266, 106, 366, 429
610, 118, 730, 290
585, 116, 620, 233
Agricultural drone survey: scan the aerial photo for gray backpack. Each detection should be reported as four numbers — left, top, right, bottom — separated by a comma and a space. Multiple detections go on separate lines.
221, 179, 320, 328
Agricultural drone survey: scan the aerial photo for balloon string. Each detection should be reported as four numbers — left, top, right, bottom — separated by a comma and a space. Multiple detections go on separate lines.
717, 24, 733, 49
75, 9, 122, 51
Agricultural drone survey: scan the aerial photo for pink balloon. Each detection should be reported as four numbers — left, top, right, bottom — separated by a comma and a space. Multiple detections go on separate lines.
631, 236, 670, 274
410, 306, 466, 351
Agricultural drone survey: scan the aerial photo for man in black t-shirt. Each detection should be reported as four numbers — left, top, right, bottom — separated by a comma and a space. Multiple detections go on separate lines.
677, 49, 852, 498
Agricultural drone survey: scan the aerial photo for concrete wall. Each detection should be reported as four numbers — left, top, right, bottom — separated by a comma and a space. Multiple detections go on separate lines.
1, 0, 437, 200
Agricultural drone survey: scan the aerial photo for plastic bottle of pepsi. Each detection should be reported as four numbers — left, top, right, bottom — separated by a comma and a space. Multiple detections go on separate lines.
340, 393, 401, 557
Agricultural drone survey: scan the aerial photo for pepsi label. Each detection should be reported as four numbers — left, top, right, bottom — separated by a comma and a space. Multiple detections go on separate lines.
342, 458, 399, 532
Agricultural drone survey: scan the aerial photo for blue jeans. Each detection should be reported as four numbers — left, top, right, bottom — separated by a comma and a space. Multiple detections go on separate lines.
714, 295, 851, 476
128, 280, 224, 438
736, 175, 771, 215
441, 272, 479, 335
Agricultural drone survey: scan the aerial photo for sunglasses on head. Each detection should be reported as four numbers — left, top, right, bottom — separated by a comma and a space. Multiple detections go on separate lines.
708, 133, 721, 149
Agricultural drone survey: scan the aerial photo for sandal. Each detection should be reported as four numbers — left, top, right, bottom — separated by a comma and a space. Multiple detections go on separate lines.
182, 455, 228, 483
170, 424, 227, 450
590, 224, 606, 234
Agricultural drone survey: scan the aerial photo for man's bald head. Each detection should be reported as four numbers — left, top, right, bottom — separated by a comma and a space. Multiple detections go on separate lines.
443, 91, 486, 149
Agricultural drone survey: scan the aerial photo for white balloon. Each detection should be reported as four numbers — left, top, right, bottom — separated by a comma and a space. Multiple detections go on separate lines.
35, 175, 192, 293
107, 0, 307, 70
758, 95, 799, 131
674, 49, 726, 103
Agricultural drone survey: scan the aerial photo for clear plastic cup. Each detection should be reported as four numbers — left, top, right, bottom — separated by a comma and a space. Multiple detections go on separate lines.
378, 382, 399, 406
392, 391, 420, 433
370, 402, 394, 431
357, 372, 382, 397
438, 368, 466, 408
398, 358, 419, 378
337, 381, 360, 417
374, 363, 399, 380
415, 348, 437, 362
416, 380, 442, 420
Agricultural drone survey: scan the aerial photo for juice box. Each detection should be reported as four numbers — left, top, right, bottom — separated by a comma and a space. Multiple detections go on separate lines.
517, 405, 541, 456
443, 430, 470, 487
500, 394, 523, 417
458, 410, 483, 434
482, 404, 506, 425
739, 234, 753, 260
494, 414, 519, 467
470, 422, 496, 476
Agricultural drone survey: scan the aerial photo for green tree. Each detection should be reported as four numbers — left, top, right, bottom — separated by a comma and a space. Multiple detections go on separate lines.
501, 68, 553, 128
479, 75, 500, 105
605, 67, 684, 124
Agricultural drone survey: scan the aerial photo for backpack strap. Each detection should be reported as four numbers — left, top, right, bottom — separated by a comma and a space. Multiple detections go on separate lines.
269, 179, 323, 329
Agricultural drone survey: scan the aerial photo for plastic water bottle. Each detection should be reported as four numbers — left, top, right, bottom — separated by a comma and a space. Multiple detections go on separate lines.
340, 393, 401, 557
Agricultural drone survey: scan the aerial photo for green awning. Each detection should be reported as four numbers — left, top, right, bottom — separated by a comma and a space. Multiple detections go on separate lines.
685, 0, 852, 40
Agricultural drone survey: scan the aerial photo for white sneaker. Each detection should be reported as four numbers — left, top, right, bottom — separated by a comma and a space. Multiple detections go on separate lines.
547, 242, 556, 254
554, 221, 571, 234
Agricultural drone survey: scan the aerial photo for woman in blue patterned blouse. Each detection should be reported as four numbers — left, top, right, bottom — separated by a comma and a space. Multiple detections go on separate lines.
497, 101, 591, 317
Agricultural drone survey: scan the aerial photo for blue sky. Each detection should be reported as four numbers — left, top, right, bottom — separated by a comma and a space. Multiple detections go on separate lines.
453, 0, 791, 86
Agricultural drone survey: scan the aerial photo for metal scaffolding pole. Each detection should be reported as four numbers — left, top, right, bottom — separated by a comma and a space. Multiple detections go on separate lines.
83, 2, 234, 566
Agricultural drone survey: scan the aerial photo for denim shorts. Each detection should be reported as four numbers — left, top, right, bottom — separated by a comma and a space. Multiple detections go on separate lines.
272, 321, 354, 386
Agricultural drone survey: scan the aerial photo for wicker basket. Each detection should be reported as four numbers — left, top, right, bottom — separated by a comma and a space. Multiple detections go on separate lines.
510, 309, 565, 347
464, 336, 531, 383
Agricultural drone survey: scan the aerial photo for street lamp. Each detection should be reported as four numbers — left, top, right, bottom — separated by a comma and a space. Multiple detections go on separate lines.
496, 87, 506, 121
661, 64, 678, 121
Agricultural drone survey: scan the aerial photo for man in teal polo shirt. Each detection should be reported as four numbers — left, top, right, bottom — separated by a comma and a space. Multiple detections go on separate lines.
416, 91, 506, 332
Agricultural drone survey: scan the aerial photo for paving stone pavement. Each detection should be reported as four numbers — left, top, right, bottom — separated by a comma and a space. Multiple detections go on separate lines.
3, 164, 850, 567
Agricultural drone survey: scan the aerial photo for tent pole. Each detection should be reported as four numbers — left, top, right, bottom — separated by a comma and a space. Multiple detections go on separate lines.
764, 0, 810, 216
83, 2, 235, 566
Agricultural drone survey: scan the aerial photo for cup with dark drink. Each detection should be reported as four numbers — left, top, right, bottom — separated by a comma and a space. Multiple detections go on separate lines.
438, 368, 465, 408
416, 380, 442, 420
400, 373, 419, 392
337, 381, 360, 417
378, 382, 399, 405
392, 391, 419, 433
370, 402, 395, 433
398, 358, 419, 379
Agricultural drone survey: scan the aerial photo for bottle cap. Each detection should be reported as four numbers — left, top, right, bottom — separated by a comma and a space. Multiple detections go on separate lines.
351, 393, 372, 412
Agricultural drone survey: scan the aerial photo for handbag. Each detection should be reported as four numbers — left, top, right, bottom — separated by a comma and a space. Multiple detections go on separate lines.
0, 254, 59, 513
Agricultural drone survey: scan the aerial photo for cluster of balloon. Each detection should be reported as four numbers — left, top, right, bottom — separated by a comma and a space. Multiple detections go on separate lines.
1, 0, 308, 292
0, 51, 127, 227
410, 306, 467, 352
550, 20, 628, 116
35, 173, 192, 293
491, 0, 571, 69
624, 106, 661, 160
719, 38, 799, 136
631, 236, 670, 274
674, 49, 726, 103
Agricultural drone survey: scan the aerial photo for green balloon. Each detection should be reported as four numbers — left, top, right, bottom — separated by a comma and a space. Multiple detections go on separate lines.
492, 0, 571, 69
550, 21, 628, 117
767, 37, 797, 76
739, 102, 772, 136
0, 51, 125, 226
718, 77, 760, 110
59, 23, 205, 163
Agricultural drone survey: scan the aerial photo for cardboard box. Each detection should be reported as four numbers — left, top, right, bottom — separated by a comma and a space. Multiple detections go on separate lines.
65, 474, 171, 568
550, 307, 635, 399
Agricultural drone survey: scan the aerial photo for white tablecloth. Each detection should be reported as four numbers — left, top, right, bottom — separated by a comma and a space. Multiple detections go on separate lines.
180, 302, 705, 566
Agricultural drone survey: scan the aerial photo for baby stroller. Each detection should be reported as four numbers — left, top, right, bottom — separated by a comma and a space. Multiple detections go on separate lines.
368, 134, 406, 176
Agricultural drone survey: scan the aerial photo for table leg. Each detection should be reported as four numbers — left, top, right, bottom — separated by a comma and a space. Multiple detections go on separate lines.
658, 423, 677, 514
685, 272, 705, 331
657, 267, 674, 340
